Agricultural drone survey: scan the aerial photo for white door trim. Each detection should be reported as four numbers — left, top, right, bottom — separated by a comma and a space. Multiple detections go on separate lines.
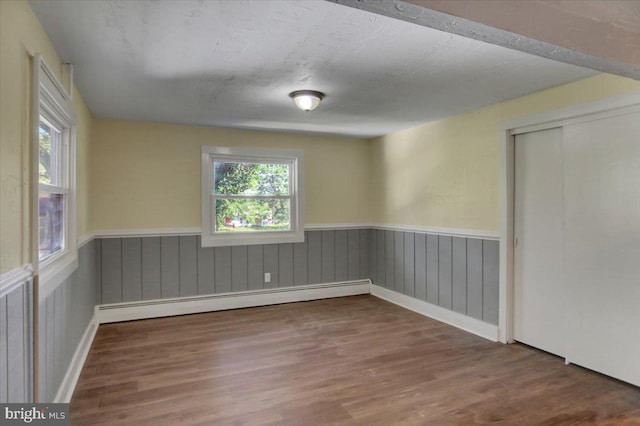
498, 90, 640, 343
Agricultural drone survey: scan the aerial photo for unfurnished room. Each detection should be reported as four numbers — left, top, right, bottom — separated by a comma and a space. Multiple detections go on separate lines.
1, 0, 640, 424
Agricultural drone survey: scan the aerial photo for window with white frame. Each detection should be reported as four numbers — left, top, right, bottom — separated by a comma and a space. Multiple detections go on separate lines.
201, 146, 304, 247
38, 117, 68, 260
35, 56, 77, 278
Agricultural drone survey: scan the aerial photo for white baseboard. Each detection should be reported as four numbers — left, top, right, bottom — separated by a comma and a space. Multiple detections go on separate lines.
97, 280, 371, 324
54, 313, 98, 403
371, 284, 499, 342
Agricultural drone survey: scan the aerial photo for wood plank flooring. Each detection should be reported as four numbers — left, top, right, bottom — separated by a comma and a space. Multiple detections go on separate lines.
70, 296, 640, 425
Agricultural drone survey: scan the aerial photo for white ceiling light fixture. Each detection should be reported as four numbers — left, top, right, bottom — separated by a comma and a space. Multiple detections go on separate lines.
289, 90, 324, 112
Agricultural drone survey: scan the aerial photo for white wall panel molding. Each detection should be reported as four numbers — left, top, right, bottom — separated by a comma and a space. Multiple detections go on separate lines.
77, 233, 95, 248
371, 284, 499, 342
0, 265, 33, 298
370, 224, 499, 240
89, 224, 498, 240
94, 224, 372, 238
97, 280, 371, 324
305, 223, 372, 230
93, 227, 202, 239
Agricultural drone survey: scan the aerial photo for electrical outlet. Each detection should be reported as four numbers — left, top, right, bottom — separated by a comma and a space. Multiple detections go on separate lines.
264, 272, 271, 283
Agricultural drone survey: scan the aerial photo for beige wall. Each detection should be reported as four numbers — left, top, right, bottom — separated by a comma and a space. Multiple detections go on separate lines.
75, 91, 93, 240
0, 0, 93, 274
90, 120, 372, 231
371, 74, 640, 232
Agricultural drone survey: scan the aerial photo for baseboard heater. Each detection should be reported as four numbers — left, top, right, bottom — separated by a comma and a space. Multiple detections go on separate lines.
96, 280, 371, 324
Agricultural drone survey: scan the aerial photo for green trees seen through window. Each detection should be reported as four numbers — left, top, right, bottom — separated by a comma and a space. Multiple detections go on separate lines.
214, 162, 291, 232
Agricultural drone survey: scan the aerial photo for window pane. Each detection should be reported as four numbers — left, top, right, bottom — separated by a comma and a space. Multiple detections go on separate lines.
39, 192, 65, 259
214, 162, 289, 196
39, 121, 61, 185
215, 198, 290, 232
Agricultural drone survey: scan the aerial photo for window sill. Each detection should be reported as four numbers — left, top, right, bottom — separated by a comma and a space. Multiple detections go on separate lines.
201, 230, 304, 247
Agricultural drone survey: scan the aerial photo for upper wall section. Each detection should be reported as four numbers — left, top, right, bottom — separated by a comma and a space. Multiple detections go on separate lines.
371, 74, 640, 232
89, 120, 372, 232
0, 0, 93, 274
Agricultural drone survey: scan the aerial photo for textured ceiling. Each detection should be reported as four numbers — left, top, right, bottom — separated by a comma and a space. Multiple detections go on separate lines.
29, 0, 597, 137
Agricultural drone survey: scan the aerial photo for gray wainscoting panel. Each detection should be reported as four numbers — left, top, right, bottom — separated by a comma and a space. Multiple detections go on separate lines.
142, 237, 162, 300
101, 238, 122, 304
369, 229, 499, 327
394, 231, 404, 294
385, 230, 395, 290
426, 234, 439, 305
376, 230, 385, 287
69, 238, 98, 362
38, 240, 100, 402
37, 297, 45, 402
160, 236, 180, 298
179, 236, 198, 297
6, 286, 25, 403
368, 231, 377, 284
452, 237, 467, 315
403, 232, 415, 297
263, 244, 279, 288
231, 246, 249, 292
334, 230, 348, 282
45, 295, 54, 401
0, 292, 8, 402
414, 233, 427, 301
53, 285, 64, 393
122, 237, 142, 302
95, 230, 497, 329
307, 231, 322, 284
214, 247, 232, 293
359, 229, 370, 281
438, 236, 453, 310
293, 240, 307, 286
197, 238, 215, 295
466, 238, 484, 321
98, 230, 371, 303
248, 245, 264, 290
321, 230, 335, 283
483, 240, 500, 325
347, 230, 360, 281
278, 244, 293, 288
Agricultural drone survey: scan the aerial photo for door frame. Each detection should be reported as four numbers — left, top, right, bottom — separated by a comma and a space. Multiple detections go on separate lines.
498, 91, 640, 343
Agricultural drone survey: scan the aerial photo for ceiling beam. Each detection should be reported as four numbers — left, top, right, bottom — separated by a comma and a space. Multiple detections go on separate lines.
328, 0, 640, 80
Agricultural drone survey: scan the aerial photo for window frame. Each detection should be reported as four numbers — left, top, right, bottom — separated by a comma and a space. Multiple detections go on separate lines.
33, 56, 78, 287
38, 114, 68, 262
201, 146, 304, 247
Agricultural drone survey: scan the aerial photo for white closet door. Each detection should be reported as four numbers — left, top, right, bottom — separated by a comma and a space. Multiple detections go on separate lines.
563, 111, 640, 387
514, 127, 566, 357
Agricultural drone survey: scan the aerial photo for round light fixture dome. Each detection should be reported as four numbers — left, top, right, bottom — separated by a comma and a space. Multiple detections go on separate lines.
289, 90, 324, 112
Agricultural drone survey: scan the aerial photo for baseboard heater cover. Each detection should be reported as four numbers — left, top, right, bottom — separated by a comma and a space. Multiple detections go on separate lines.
97, 280, 371, 323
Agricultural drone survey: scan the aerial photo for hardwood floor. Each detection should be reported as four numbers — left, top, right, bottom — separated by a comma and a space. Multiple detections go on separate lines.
70, 295, 640, 425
